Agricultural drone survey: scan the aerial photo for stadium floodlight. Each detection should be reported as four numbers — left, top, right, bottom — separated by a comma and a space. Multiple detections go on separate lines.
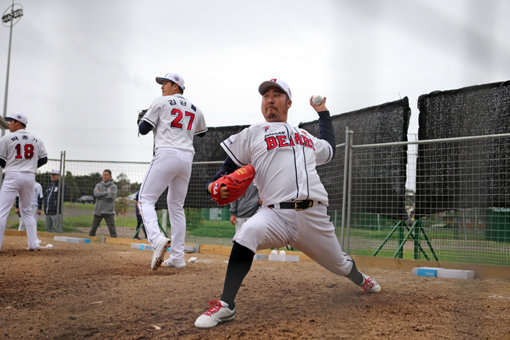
2, 2, 23, 137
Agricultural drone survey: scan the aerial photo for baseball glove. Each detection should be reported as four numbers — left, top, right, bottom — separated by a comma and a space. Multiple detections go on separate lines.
137, 109, 148, 125
210, 164, 255, 206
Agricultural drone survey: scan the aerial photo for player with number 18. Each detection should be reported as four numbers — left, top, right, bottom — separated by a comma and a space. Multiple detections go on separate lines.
0, 112, 48, 251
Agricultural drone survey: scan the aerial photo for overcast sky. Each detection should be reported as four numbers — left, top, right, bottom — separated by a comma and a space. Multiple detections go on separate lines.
1, 0, 509, 163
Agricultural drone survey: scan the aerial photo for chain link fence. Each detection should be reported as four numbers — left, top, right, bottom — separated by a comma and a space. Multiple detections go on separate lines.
6, 132, 509, 266
347, 132, 510, 266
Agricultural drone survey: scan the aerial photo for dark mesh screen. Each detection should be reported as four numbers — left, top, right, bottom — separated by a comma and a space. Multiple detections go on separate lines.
183, 99, 410, 212
300, 98, 411, 218
193, 125, 249, 162
415, 81, 510, 217
157, 125, 248, 209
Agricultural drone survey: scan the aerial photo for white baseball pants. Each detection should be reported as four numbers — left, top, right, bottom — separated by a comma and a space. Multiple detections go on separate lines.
233, 204, 354, 276
234, 217, 249, 233
0, 172, 40, 250
18, 204, 39, 231
139, 148, 193, 263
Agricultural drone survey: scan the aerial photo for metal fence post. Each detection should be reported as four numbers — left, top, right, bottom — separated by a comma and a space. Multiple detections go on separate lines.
340, 127, 353, 252
345, 129, 354, 253
57, 151, 66, 216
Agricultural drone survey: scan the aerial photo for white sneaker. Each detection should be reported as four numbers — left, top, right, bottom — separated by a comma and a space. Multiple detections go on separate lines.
151, 237, 171, 270
163, 258, 186, 269
28, 239, 42, 251
195, 300, 235, 328
361, 273, 381, 293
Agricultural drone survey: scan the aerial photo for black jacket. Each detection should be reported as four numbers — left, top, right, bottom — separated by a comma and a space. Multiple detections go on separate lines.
44, 181, 67, 215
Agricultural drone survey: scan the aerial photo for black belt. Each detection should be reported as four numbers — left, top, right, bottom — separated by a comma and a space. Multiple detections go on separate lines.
268, 200, 314, 211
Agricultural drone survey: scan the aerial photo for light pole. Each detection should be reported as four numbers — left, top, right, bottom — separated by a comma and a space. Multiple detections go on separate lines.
1, 1, 23, 138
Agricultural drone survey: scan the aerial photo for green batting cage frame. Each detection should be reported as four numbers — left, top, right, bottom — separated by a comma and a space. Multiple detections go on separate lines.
372, 218, 438, 260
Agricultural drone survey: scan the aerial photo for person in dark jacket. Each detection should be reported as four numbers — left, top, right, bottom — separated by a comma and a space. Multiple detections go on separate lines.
132, 191, 147, 239
44, 169, 66, 233
229, 183, 261, 233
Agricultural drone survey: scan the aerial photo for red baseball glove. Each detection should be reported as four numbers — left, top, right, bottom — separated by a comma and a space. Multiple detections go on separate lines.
210, 165, 255, 206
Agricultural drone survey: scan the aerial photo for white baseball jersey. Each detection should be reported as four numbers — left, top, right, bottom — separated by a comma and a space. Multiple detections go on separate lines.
28, 182, 43, 206
221, 122, 334, 205
141, 94, 207, 153
16, 182, 43, 208
34, 182, 44, 205
0, 129, 47, 173
17, 182, 43, 232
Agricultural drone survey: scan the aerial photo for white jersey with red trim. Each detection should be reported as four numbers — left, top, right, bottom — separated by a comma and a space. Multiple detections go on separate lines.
24, 182, 43, 206
141, 94, 207, 153
220, 121, 333, 205
0, 129, 47, 173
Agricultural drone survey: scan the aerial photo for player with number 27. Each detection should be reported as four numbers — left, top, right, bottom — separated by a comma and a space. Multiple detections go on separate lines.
137, 72, 207, 271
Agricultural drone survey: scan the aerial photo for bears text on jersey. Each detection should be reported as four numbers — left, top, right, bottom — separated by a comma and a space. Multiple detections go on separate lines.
264, 131, 315, 151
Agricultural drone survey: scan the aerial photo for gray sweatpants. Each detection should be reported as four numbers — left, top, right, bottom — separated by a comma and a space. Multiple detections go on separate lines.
89, 214, 117, 238
45, 214, 63, 233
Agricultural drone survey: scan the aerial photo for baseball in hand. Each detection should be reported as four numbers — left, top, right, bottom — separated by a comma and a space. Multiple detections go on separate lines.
312, 95, 324, 106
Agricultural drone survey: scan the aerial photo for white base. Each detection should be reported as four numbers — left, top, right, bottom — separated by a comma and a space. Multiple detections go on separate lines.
413, 266, 475, 279
269, 254, 299, 262
254, 254, 268, 261
130, 243, 198, 253
184, 244, 198, 253
412, 267, 440, 277
131, 243, 153, 250
54, 236, 90, 244
437, 268, 475, 279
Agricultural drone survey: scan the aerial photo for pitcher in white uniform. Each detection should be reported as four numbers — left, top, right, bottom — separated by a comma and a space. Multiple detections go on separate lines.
0, 113, 47, 251
194, 79, 381, 329
16, 181, 43, 231
138, 72, 207, 270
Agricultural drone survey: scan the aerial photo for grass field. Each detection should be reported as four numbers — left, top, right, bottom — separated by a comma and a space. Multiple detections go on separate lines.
6, 205, 509, 266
